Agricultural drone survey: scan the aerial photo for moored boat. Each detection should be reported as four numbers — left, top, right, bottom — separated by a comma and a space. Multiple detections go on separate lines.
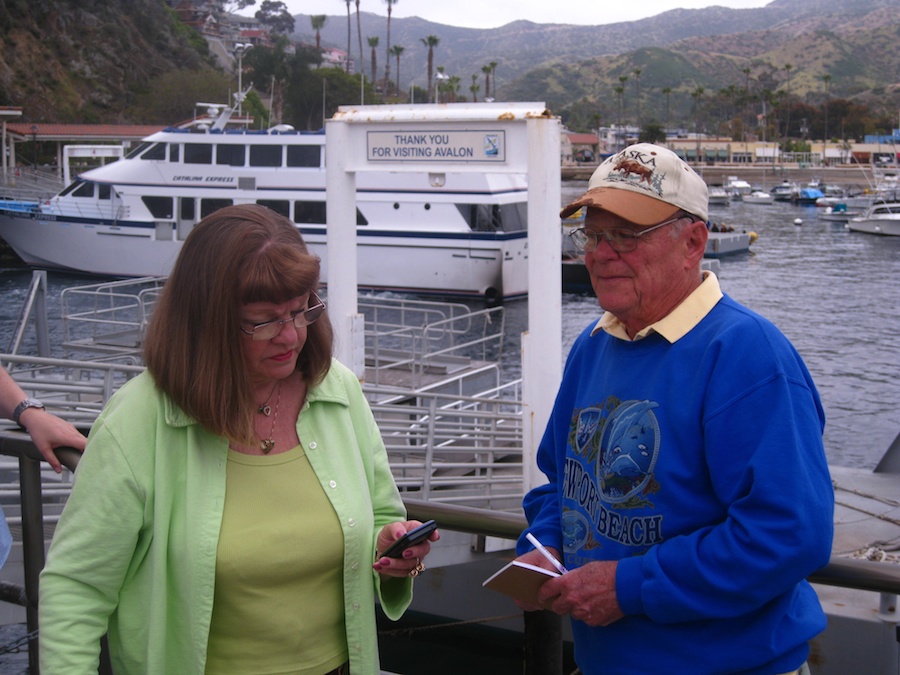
742, 190, 774, 205
846, 199, 900, 236
771, 180, 798, 202
819, 203, 863, 223
708, 184, 730, 206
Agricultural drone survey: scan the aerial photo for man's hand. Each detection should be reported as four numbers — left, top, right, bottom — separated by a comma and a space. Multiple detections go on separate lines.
539, 560, 624, 627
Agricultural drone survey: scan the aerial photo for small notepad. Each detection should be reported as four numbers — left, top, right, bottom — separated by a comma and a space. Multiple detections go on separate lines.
482, 560, 560, 607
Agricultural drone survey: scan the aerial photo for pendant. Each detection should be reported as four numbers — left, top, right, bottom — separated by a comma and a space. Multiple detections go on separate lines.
260, 438, 275, 454
258, 404, 272, 416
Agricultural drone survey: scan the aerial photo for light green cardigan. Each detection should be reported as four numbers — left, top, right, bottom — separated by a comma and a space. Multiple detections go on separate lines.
39, 360, 412, 674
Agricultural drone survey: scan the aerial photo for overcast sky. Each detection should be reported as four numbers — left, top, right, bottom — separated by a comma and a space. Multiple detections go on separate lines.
269, 0, 773, 29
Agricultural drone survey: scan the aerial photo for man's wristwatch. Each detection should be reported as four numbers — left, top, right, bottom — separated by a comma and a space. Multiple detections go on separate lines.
12, 398, 45, 429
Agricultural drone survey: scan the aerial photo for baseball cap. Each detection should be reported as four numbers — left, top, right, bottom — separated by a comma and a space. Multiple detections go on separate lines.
560, 143, 709, 225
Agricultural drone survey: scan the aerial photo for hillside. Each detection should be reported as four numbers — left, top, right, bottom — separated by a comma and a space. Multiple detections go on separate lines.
295, 0, 897, 107
0, 0, 896, 127
0, 0, 214, 122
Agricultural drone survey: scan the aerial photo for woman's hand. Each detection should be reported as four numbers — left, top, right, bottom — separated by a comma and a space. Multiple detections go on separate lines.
19, 408, 87, 474
373, 520, 440, 578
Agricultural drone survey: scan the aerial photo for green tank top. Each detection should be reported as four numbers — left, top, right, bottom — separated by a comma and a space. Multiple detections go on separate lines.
205, 444, 347, 674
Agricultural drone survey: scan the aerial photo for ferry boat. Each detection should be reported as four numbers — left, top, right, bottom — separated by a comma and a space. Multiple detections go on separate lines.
0, 102, 531, 302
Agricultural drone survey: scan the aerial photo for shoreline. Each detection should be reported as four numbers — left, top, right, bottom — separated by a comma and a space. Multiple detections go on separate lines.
562, 163, 878, 188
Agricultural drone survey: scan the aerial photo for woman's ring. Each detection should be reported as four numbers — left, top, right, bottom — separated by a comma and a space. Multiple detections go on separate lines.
409, 558, 426, 577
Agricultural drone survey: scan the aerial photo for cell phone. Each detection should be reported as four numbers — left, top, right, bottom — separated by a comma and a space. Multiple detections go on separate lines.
380, 520, 438, 558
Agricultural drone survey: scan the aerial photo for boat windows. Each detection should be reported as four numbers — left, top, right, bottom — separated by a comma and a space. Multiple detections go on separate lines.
250, 145, 283, 167
141, 143, 167, 161
125, 142, 152, 160
184, 144, 213, 165
294, 201, 326, 224
286, 146, 321, 168
500, 203, 527, 232
72, 182, 95, 198
169, 144, 180, 162
180, 198, 195, 220
142, 196, 174, 220
98, 185, 111, 200
216, 144, 246, 167
59, 180, 83, 197
292, 201, 367, 225
201, 199, 233, 218
456, 202, 527, 233
257, 200, 290, 218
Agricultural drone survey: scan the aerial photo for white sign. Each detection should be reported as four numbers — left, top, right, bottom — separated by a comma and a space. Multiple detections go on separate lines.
366, 130, 506, 163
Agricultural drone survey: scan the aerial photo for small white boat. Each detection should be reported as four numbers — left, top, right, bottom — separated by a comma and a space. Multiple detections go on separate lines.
725, 176, 752, 200
819, 204, 863, 223
846, 200, 900, 236
742, 190, 774, 205
708, 185, 730, 206
771, 181, 798, 202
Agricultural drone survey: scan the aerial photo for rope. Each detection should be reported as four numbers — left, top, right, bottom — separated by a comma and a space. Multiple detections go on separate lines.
378, 612, 522, 638
0, 628, 37, 656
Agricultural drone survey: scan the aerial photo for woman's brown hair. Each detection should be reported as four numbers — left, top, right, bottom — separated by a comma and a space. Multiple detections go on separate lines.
144, 204, 334, 445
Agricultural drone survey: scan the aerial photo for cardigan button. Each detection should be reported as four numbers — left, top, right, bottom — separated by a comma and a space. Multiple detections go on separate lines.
348, 518, 356, 526
308, 441, 317, 449
329, 480, 337, 488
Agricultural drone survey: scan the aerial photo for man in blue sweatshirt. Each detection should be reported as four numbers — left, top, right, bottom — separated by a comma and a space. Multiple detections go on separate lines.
515, 143, 833, 675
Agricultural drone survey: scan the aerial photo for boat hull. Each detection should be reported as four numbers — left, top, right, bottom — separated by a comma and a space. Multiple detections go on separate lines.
846, 217, 900, 236
0, 209, 529, 299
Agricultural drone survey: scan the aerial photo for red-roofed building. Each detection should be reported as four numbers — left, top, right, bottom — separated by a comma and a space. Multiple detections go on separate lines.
562, 131, 599, 166
3, 122, 165, 181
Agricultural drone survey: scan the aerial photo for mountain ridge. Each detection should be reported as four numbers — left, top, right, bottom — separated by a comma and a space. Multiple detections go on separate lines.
0, 0, 895, 127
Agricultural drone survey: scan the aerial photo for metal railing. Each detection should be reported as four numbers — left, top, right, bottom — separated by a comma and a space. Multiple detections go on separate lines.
45, 277, 508, 394
1, 435, 898, 674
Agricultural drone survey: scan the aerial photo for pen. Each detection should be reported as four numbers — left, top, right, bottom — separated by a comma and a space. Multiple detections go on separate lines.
526, 532, 568, 574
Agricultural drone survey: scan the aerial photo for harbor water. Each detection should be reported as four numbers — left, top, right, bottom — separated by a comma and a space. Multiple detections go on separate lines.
2, 195, 899, 470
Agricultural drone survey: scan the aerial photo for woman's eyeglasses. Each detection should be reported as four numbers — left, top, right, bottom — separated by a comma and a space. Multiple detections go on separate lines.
240, 293, 326, 341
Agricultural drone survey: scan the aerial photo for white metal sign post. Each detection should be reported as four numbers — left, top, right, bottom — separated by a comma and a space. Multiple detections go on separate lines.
325, 102, 561, 490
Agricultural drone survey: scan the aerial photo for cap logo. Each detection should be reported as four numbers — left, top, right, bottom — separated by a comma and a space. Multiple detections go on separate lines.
606, 150, 665, 198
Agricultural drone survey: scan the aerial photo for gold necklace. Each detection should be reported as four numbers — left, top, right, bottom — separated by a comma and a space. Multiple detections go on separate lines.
259, 383, 281, 454
257, 381, 278, 416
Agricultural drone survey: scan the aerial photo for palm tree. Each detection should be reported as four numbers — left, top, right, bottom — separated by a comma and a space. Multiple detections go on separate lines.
661, 86, 672, 143
742, 66, 752, 144
782, 63, 792, 147
448, 75, 461, 103
355, 0, 364, 78
617, 75, 628, 126
613, 85, 625, 148
311, 15, 327, 52
421, 35, 440, 103
822, 73, 832, 165
367, 36, 379, 92
383, 0, 398, 94
691, 85, 705, 162
481, 64, 492, 100
342, 0, 352, 72
469, 73, 479, 103
489, 61, 498, 98
633, 68, 642, 128
390, 44, 405, 95
310, 15, 327, 66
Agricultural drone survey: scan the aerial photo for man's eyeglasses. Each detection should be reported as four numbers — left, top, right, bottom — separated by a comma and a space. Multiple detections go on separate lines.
568, 213, 688, 254
240, 292, 326, 341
